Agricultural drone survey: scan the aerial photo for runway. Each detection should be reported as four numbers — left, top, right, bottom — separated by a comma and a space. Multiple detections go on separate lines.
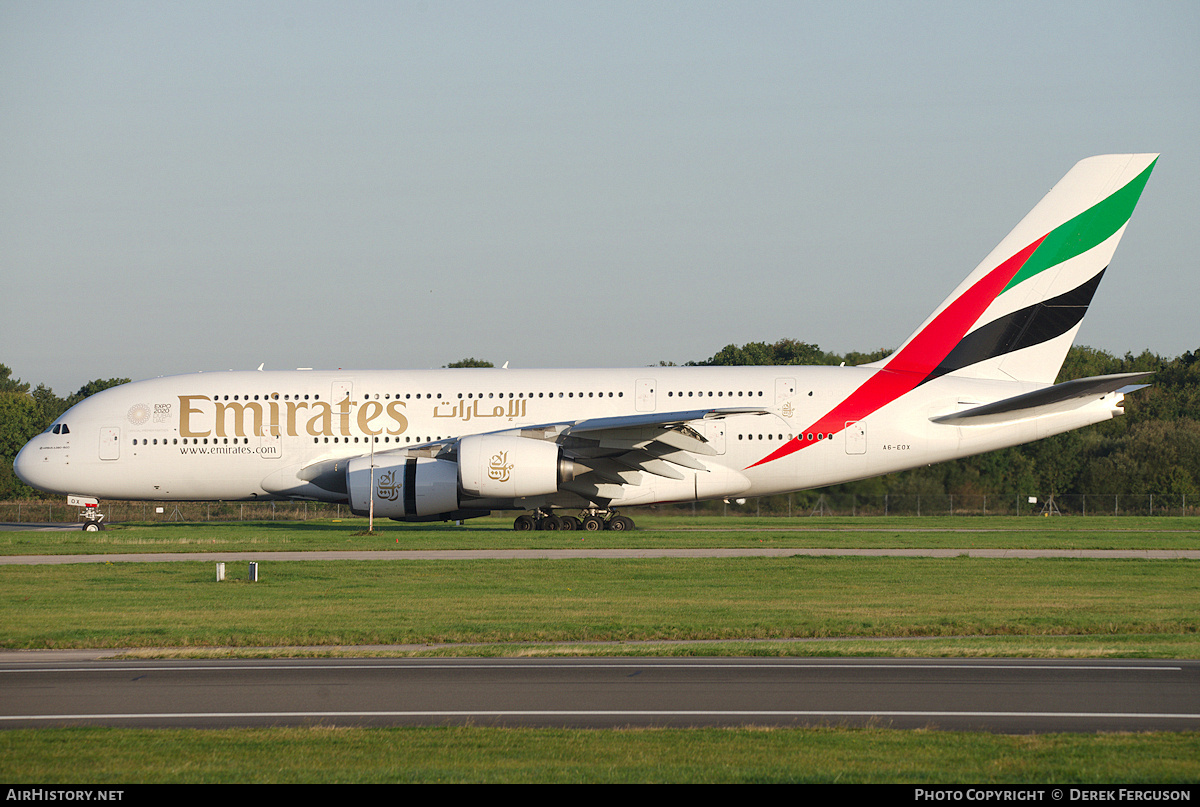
2, 656, 1197, 732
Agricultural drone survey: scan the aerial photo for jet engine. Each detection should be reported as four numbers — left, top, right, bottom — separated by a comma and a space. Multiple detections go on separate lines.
345, 435, 576, 520
346, 454, 459, 519
458, 434, 577, 499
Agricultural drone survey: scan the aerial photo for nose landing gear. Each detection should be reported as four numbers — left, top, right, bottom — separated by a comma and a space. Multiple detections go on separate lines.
80, 506, 105, 531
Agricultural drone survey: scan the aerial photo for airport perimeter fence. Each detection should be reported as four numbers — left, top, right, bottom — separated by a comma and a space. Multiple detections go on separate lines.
1, 493, 1198, 524
1, 500, 347, 524
660, 492, 1200, 518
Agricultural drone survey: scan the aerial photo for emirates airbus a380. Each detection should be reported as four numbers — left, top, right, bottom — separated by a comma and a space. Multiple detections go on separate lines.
15, 154, 1157, 531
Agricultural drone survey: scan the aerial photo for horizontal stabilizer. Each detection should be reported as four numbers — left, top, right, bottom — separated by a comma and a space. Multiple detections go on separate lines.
931, 372, 1152, 426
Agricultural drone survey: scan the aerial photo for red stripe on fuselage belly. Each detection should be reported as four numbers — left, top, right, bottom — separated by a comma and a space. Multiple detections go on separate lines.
748, 235, 1045, 469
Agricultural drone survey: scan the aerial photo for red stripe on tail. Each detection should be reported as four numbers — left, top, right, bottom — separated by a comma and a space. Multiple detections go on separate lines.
748, 235, 1046, 469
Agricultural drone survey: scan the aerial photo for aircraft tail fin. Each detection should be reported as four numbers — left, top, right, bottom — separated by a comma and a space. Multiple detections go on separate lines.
866, 154, 1157, 385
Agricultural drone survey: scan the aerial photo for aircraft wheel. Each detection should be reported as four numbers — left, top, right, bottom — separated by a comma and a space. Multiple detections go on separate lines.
581, 515, 605, 531
606, 515, 634, 531
513, 515, 535, 531
82, 521, 103, 532
539, 515, 562, 531
560, 516, 578, 531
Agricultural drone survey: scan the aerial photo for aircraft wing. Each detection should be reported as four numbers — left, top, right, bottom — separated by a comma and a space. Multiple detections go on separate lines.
552, 407, 769, 436
284, 406, 770, 504
930, 372, 1152, 426
518, 407, 769, 487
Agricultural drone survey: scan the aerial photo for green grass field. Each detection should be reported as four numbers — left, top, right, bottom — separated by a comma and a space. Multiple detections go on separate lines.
2, 556, 1197, 654
4, 725, 1199, 784
2, 516, 1198, 783
5, 513, 1200, 553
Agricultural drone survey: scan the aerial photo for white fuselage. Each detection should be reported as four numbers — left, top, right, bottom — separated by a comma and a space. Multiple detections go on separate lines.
14, 365, 1123, 514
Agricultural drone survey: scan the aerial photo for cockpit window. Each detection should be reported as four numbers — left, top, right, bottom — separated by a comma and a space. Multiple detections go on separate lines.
50, 423, 70, 435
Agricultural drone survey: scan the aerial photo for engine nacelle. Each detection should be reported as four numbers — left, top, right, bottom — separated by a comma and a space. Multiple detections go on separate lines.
458, 434, 575, 499
346, 454, 458, 518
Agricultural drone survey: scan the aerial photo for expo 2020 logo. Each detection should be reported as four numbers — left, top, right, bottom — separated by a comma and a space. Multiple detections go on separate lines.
127, 403, 151, 426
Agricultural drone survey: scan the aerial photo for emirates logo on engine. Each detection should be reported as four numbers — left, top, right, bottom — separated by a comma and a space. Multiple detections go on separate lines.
488, 450, 514, 483
377, 469, 401, 501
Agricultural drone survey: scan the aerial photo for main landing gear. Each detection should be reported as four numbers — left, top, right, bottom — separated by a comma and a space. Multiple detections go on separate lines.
513, 508, 635, 532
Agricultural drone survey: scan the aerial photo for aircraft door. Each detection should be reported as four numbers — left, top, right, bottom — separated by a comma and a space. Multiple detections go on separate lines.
635, 378, 656, 412
99, 428, 120, 461
258, 428, 283, 460
845, 421, 866, 454
259, 393, 283, 460
697, 419, 727, 455
775, 377, 796, 405
332, 381, 353, 408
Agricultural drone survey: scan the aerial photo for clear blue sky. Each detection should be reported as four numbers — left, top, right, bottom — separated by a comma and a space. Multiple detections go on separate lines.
2, 1, 1197, 394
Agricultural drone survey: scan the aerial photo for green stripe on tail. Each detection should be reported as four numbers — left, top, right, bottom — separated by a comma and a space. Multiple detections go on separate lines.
1001, 158, 1157, 294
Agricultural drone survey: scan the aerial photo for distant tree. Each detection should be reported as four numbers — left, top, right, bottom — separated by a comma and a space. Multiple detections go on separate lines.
0, 391, 42, 499
31, 384, 67, 430
676, 339, 1200, 501
0, 393, 41, 459
444, 358, 494, 368
693, 339, 839, 367
0, 364, 30, 394
1057, 345, 1122, 382
771, 339, 834, 365
0, 372, 130, 500
689, 339, 891, 368
65, 378, 130, 408
842, 348, 893, 365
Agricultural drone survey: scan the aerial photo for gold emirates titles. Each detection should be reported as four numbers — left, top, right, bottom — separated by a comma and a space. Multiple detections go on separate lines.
176, 396, 409, 439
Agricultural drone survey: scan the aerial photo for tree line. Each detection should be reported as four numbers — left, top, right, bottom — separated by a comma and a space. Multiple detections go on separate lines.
3, 342, 1198, 501
0, 365, 129, 499
684, 339, 1200, 502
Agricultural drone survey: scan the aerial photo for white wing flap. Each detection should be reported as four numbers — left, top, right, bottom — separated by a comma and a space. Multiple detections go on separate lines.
550, 407, 760, 488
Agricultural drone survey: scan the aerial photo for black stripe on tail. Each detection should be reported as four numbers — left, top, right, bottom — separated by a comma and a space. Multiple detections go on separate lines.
921, 269, 1106, 384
